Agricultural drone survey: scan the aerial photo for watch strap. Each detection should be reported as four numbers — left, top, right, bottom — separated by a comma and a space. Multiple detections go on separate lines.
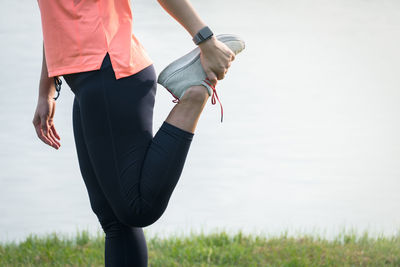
192, 26, 214, 45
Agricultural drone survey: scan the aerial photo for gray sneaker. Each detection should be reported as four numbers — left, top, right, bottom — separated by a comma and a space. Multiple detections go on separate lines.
157, 34, 245, 122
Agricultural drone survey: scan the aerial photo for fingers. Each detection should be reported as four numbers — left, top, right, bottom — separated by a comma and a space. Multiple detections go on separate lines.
48, 125, 61, 148
51, 124, 61, 140
41, 117, 50, 137
215, 63, 230, 80
206, 71, 218, 86
45, 121, 60, 149
216, 69, 225, 80
217, 52, 235, 80
34, 123, 53, 147
230, 52, 236, 61
201, 42, 236, 83
34, 117, 60, 149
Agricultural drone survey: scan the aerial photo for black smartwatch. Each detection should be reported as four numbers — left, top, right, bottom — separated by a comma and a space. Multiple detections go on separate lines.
192, 26, 214, 45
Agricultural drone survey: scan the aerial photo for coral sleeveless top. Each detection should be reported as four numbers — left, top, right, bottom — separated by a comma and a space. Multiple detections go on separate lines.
37, 0, 153, 79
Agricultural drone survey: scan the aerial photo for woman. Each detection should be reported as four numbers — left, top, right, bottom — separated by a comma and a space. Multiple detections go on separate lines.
32, 0, 243, 266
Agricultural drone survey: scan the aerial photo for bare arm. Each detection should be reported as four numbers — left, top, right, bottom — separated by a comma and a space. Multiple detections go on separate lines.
38, 43, 55, 99
32, 42, 61, 150
157, 0, 207, 37
157, 0, 235, 84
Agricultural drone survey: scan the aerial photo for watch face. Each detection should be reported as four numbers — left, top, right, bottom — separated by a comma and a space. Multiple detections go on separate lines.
193, 26, 213, 44
200, 27, 212, 39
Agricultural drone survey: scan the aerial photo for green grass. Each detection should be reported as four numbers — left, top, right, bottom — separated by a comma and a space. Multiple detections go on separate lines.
1, 229, 399, 266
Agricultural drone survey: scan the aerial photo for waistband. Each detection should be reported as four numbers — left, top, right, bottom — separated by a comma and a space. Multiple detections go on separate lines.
62, 52, 112, 93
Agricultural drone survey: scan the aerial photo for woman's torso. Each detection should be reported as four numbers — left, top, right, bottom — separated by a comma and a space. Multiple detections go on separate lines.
37, 0, 153, 79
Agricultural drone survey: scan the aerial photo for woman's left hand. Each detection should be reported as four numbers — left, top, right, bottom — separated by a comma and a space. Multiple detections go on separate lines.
32, 96, 61, 149
198, 36, 235, 86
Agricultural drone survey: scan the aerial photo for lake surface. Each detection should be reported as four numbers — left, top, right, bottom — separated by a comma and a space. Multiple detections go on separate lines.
1, 0, 400, 243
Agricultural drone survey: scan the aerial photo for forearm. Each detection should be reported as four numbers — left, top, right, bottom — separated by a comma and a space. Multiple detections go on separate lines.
157, 0, 235, 85
157, 0, 208, 38
38, 42, 55, 99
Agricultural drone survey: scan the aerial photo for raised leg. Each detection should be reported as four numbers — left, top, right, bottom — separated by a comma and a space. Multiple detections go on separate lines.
68, 59, 208, 225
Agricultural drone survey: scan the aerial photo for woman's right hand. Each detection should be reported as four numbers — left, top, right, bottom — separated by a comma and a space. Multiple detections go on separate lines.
198, 36, 235, 86
32, 96, 61, 149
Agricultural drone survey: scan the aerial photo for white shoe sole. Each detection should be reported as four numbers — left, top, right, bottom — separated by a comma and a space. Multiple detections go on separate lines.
157, 34, 245, 100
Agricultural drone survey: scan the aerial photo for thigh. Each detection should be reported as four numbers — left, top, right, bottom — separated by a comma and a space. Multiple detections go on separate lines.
68, 61, 158, 224
72, 96, 121, 228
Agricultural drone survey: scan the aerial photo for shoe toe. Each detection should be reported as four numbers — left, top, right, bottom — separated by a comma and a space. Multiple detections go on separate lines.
216, 34, 245, 55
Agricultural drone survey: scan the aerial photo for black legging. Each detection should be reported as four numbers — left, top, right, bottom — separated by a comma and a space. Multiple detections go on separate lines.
63, 53, 194, 266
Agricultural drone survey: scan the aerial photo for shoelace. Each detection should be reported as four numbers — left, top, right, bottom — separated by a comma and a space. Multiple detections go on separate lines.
203, 78, 224, 123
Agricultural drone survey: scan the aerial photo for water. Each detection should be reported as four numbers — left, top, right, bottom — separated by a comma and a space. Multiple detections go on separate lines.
1, 0, 400, 243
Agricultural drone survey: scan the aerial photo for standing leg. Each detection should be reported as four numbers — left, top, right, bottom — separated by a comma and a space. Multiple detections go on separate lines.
72, 96, 148, 267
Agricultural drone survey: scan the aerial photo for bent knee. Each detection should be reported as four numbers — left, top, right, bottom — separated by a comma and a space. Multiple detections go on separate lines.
115, 202, 166, 227
99, 219, 129, 237
99, 198, 167, 228
121, 208, 164, 228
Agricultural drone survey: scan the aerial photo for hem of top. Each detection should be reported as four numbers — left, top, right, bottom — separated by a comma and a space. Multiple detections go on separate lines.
48, 62, 104, 78
48, 57, 154, 80
113, 60, 154, 80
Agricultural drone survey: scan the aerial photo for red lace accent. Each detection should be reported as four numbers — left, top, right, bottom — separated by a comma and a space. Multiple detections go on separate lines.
166, 86, 181, 103
203, 78, 223, 123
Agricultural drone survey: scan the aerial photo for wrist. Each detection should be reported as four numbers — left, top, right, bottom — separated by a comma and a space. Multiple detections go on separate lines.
38, 95, 53, 103
198, 35, 217, 51
38, 78, 55, 100
38, 89, 54, 99
193, 26, 214, 46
